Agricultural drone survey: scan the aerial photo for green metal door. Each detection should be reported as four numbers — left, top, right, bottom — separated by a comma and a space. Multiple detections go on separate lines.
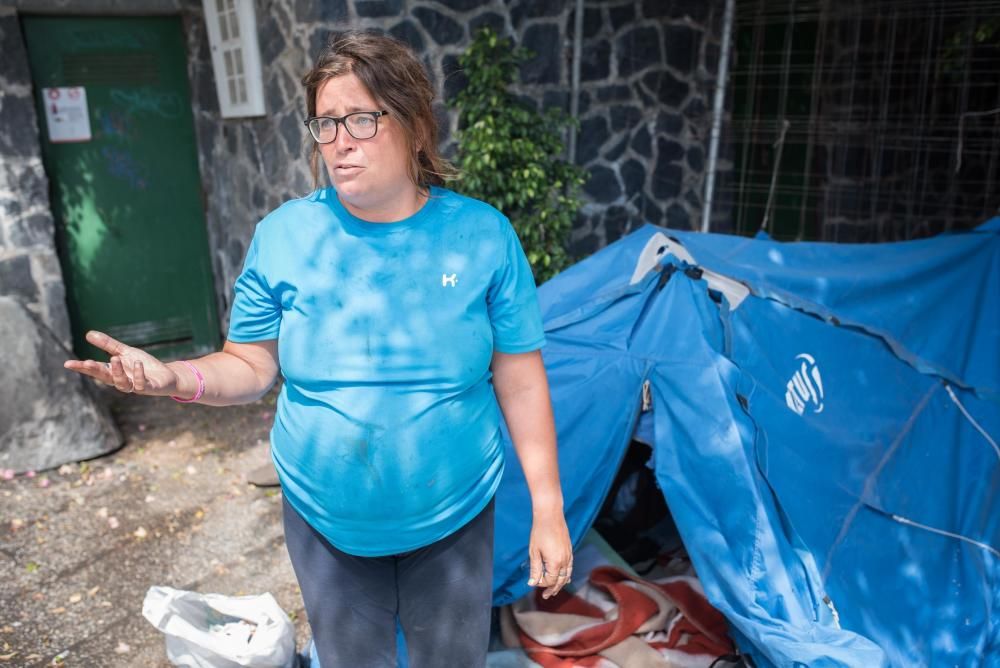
22, 15, 218, 361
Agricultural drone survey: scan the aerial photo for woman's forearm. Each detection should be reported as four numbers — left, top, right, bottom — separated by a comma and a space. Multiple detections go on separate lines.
168, 340, 279, 406
491, 350, 565, 515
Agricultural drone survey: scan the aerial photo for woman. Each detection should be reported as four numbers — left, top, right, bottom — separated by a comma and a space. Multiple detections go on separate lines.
65, 30, 572, 667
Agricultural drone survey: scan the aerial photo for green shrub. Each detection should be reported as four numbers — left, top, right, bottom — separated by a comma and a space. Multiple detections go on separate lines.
448, 28, 586, 283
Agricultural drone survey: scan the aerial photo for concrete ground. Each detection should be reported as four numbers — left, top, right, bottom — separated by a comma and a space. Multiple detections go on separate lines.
0, 386, 312, 667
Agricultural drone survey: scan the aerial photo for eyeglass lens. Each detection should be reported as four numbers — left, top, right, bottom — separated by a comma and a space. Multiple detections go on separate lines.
308, 113, 379, 143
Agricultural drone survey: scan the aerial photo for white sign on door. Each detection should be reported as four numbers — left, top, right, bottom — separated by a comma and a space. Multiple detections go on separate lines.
42, 87, 92, 143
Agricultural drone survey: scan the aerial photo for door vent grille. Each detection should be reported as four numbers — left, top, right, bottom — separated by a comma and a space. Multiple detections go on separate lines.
61, 51, 159, 86
106, 316, 193, 349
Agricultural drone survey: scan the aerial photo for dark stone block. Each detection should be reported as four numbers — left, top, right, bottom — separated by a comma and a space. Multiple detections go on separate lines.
604, 135, 628, 161
435, 0, 489, 11
652, 161, 683, 199
442, 54, 468, 101
259, 134, 288, 172
595, 84, 631, 103
685, 189, 701, 209
643, 70, 689, 107
621, 159, 646, 195
241, 127, 262, 172
584, 165, 622, 203
610, 105, 643, 132
252, 184, 267, 210
516, 94, 539, 112
603, 205, 630, 243
194, 65, 219, 114
687, 145, 704, 172
585, 8, 602, 38
683, 96, 706, 119
657, 137, 685, 163
609, 4, 635, 30
543, 90, 570, 112
470, 12, 506, 37
519, 24, 561, 85
617, 26, 663, 78
581, 40, 611, 82
309, 30, 331, 62
224, 124, 238, 155
10, 214, 54, 248
578, 90, 591, 115
0, 95, 37, 159
295, 0, 347, 22
265, 73, 285, 118
433, 102, 452, 144
631, 126, 652, 157
663, 24, 698, 73
665, 202, 690, 229
567, 7, 602, 39
280, 112, 305, 159
656, 111, 684, 135
634, 81, 655, 106
414, 7, 463, 45
577, 115, 610, 164
569, 231, 601, 258
0, 255, 38, 302
705, 41, 720, 72
637, 192, 663, 224
511, 0, 567, 27
355, 0, 403, 18
258, 11, 286, 63
644, 0, 709, 23
0, 16, 32, 84
389, 20, 425, 52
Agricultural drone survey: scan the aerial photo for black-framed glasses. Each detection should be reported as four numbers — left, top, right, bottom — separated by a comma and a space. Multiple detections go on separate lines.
303, 110, 389, 143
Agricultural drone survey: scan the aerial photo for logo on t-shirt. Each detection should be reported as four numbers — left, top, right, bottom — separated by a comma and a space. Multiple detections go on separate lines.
442, 273, 458, 287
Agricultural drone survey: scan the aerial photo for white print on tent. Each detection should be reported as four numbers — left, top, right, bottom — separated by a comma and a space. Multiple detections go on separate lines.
785, 353, 825, 415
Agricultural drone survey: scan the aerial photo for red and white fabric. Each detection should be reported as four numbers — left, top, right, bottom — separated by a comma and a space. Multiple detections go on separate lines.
501, 552, 733, 668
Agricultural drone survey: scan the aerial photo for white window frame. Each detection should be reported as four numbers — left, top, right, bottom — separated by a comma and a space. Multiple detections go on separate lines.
203, 0, 266, 117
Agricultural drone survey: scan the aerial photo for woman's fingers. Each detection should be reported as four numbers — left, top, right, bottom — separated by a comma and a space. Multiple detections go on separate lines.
109, 356, 133, 393
84, 330, 128, 357
133, 360, 147, 393
64, 359, 113, 384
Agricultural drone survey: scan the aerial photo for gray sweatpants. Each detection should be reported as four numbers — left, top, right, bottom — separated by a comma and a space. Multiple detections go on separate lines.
282, 495, 495, 667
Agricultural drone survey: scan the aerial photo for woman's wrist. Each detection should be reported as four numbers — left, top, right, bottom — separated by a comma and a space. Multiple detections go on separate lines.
531, 490, 565, 520
167, 361, 205, 402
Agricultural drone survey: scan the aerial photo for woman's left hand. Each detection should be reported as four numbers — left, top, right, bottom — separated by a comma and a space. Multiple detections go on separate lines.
527, 510, 574, 599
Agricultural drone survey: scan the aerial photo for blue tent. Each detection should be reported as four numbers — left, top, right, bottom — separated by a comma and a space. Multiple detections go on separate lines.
493, 218, 1000, 667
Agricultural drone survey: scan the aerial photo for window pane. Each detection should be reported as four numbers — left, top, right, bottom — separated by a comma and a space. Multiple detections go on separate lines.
216, 0, 225, 13
228, 77, 237, 104
234, 47, 244, 75
223, 49, 233, 77
237, 77, 247, 104
229, 9, 240, 39
219, 10, 229, 41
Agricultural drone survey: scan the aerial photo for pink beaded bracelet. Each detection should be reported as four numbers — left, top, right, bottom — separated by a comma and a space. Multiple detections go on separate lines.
171, 360, 205, 403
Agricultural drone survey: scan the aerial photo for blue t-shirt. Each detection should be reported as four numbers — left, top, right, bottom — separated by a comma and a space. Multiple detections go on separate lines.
227, 187, 546, 556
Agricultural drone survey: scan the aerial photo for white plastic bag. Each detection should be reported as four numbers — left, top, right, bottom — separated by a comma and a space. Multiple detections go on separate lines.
142, 586, 296, 668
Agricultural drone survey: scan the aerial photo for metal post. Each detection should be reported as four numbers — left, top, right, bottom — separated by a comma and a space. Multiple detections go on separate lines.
700, 0, 736, 233
568, 0, 584, 164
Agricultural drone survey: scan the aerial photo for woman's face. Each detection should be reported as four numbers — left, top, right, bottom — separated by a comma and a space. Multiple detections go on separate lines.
315, 73, 417, 221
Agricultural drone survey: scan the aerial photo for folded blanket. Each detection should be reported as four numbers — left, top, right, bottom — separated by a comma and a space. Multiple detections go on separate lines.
502, 546, 733, 668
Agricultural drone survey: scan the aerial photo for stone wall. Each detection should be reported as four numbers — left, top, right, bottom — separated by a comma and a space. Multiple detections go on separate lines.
0, 6, 72, 343
1, 0, 726, 333
0, 5, 120, 471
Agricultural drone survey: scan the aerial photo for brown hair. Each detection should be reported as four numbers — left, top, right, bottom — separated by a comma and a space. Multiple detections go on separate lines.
301, 30, 456, 191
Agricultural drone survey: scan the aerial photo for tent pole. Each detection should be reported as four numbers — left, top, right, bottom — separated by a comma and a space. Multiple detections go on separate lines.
701, 0, 736, 234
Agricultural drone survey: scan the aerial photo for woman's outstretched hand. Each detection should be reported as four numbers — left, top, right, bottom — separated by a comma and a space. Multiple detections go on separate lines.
64, 330, 180, 397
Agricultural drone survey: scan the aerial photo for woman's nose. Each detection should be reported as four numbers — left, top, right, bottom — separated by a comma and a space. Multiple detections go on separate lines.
333, 123, 357, 150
